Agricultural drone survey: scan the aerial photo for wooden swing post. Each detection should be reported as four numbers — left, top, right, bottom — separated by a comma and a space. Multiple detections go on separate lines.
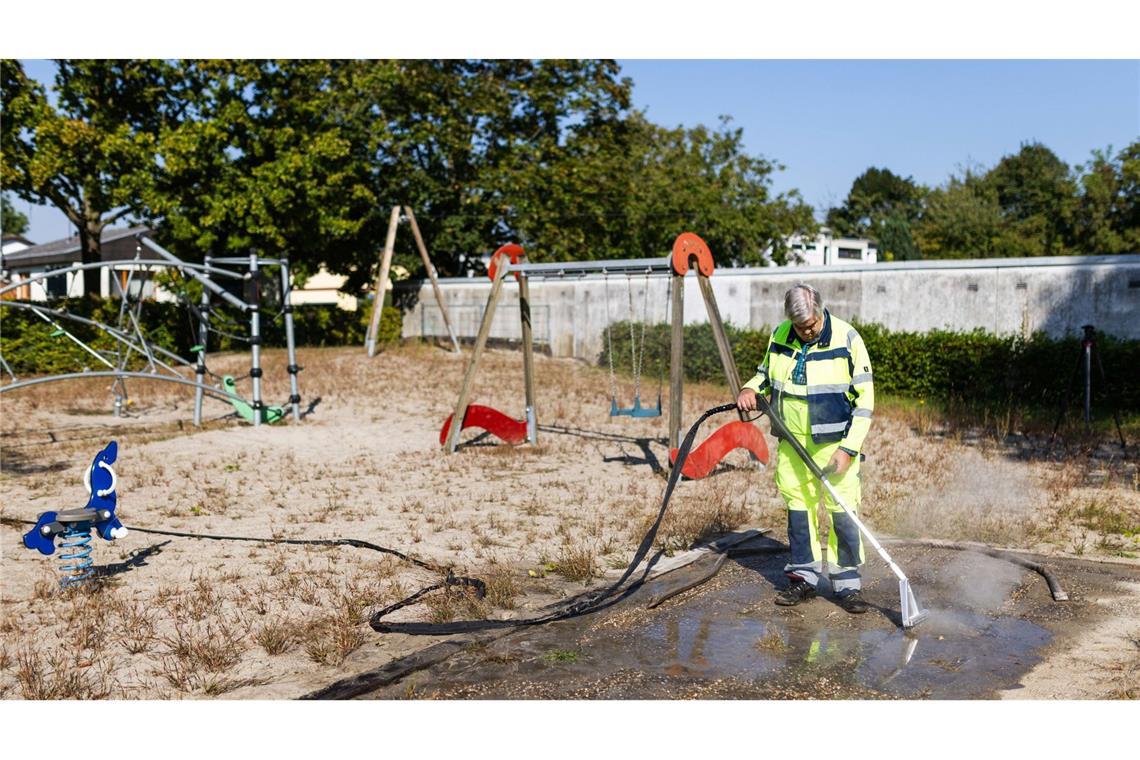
365, 204, 461, 356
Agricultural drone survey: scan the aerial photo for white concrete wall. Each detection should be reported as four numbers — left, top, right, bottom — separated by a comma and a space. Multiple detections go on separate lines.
402, 254, 1140, 360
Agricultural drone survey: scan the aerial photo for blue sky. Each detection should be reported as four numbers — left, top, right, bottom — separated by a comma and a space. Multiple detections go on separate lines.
8, 59, 1139, 244
617, 59, 1140, 213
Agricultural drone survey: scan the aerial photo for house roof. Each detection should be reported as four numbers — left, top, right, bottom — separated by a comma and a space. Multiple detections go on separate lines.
0, 226, 153, 270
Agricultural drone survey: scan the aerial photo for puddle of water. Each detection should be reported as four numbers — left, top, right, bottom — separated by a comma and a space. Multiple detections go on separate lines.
372, 553, 1054, 699
630, 578, 1051, 698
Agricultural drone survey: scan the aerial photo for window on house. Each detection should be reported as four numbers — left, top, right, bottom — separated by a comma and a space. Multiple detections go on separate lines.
837, 247, 862, 260
45, 267, 68, 298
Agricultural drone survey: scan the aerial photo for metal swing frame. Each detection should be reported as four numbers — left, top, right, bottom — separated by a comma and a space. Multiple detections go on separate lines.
442, 232, 748, 456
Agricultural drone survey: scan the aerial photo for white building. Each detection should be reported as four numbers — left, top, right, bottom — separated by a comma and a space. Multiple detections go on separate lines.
780, 227, 878, 267
1, 227, 359, 309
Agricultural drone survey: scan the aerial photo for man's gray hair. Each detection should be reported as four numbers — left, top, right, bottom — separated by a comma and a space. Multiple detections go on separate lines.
784, 283, 824, 323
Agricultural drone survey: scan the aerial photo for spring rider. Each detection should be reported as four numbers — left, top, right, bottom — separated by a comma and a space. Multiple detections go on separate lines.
22, 441, 128, 587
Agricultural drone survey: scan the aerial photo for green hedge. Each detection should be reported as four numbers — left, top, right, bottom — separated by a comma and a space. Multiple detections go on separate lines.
0, 296, 401, 375
600, 320, 1140, 413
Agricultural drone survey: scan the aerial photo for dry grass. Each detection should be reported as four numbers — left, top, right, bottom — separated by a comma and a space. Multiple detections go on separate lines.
423, 585, 490, 624
110, 598, 159, 655
480, 561, 522, 609
3, 342, 1134, 699
14, 647, 116, 700
253, 619, 295, 656
555, 543, 597, 582
301, 614, 366, 666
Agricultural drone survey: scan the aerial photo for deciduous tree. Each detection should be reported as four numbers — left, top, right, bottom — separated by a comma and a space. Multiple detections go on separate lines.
1, 59, 178, 292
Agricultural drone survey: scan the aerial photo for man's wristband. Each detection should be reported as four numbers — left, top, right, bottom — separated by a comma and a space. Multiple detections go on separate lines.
838, 446, 858, 457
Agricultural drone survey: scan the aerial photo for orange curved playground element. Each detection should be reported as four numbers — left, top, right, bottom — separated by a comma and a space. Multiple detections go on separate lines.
487, 243, 526, 281
439, 404, 528, 447
671, 232, 715, 277
669, 420, 769, 479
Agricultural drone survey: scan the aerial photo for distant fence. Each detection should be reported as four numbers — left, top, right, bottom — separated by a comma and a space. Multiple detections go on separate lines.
399, 254, 1140, 360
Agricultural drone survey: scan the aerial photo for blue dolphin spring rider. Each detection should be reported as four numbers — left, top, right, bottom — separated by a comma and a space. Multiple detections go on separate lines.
23, 441, 128, 587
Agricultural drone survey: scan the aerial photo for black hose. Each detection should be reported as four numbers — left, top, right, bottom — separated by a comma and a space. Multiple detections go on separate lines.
0, 516, 486, 597
1, 402, 743, 635
368, 402, 741, 634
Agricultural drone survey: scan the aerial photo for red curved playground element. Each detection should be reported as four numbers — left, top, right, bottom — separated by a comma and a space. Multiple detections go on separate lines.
487, 243, 526, 282
439, 404, 528, 447
671, 232, 715, 277
669, 420, 769, 479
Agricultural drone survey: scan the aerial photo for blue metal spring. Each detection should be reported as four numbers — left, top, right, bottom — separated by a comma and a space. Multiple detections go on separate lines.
58, 523, 94, 588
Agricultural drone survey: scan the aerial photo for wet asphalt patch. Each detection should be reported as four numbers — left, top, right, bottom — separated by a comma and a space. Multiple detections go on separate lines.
354, 544, 1137, 700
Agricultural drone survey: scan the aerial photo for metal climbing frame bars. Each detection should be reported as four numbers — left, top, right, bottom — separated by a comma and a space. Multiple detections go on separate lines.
0, 235, 303, 426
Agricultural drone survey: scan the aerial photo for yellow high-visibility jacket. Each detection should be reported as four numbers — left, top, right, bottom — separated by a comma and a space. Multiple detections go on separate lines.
742, 310, 874, 453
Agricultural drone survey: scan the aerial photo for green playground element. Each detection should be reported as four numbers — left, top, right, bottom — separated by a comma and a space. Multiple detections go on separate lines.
221, 375, 285, 424
50, 328, 66, 337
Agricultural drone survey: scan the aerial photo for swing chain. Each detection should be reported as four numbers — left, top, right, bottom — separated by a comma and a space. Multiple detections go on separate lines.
604, 272, 619, 407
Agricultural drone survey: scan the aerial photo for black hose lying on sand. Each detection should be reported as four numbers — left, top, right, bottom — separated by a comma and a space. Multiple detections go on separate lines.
883, 538, 1069, 601
367, 402, 745, 634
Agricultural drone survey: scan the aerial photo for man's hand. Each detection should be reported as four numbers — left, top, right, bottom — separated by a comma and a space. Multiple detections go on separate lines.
824, 449, 853, 477
736, 388, 758, 412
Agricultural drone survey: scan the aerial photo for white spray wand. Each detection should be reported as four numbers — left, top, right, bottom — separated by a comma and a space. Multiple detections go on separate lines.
757, 395, 929, 629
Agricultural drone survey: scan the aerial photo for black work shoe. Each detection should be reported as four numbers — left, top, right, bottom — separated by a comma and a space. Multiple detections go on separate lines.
774, 580, 817, 606
838, 591, 869, 614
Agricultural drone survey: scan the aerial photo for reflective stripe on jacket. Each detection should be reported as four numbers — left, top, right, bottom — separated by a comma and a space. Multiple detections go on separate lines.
742, 310, 874, 451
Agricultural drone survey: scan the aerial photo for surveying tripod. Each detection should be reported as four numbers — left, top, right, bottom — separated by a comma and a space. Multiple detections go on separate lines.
1048, 324, 1128, 452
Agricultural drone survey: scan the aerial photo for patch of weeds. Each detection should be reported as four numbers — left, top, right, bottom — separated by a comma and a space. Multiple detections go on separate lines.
31, 578, 55, 601
424, 586, 489, 624
111, 599, 158, 655
15, 647, 114, 699
542, 649, 580, 663
754, 629, 788, 653
202, 674, 268, 696
301, 615, 365, 666
160, 619, 245, 677
482, 562, 521, 610
253, 619, 295, 655
1073, 500, 1138, 536
555, 544, 596, 583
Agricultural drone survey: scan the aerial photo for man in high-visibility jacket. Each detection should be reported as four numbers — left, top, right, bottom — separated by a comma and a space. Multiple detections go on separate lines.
737, 283, 874, 614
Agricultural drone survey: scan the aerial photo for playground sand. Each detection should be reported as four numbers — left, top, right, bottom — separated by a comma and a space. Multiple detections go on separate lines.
1, 343, 1137, 699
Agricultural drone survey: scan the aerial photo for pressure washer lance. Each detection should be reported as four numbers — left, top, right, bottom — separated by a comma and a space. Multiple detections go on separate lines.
755, 395, 929, 629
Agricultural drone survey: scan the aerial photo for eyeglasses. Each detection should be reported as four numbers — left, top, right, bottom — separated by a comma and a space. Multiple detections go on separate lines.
792, 314, 823, 338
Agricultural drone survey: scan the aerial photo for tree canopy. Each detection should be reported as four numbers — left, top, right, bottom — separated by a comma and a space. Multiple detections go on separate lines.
2, 194, 29, 236
1, 60, 180, 290
832, 141, 1140, 260
6, 59, 1133, 288
826, 167, 925, 260
1, 59, 818, 290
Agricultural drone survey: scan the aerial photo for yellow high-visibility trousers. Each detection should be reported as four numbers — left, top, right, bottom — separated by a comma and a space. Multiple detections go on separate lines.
774, 437, 865, 595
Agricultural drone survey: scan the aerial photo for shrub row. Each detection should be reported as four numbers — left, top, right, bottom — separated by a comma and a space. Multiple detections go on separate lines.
600, 319, 1140, 412
0, 296, 401, 375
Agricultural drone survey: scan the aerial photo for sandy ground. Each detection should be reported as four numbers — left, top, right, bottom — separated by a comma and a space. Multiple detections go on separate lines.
1, 343, 1137, 699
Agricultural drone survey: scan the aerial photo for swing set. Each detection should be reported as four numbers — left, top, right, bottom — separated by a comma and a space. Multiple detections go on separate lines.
440, 232, 768, 476
603, 271, 666, 418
